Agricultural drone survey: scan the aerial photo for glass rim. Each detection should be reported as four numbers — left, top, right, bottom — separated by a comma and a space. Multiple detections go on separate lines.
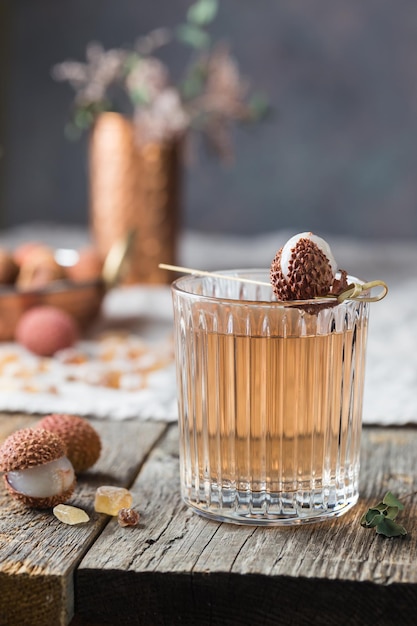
171, 268, 366, 307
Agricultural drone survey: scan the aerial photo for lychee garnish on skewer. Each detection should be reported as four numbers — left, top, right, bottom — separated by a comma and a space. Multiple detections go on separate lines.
270, 231, 348, 301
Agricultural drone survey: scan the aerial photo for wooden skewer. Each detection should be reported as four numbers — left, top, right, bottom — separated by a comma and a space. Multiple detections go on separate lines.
158, 263, 271, 287
158, 264, 388, 303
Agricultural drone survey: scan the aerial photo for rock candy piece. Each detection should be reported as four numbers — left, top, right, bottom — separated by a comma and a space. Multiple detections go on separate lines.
94, 485, 133, 516
118, 507, 141, 527
53, 503, 90, 525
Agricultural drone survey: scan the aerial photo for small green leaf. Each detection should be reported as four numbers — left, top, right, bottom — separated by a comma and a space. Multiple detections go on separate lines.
376, 518, 407, 538
187, 0, 218, 26
361, 508, 385, 528
369, 502, 399, 519
176, 23, 210, 49
383, 491, 405, 510
74, 108, 94, 130
361, 492, 408, 538
385, 506, 400, 520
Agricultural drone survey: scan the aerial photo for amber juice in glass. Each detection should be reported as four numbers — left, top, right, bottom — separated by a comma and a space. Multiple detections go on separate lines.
172, 270, 369, 525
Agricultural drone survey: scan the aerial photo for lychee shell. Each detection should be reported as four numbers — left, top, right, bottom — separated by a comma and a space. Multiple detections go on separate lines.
0, 428, 67, 472
36, 414, 101, 473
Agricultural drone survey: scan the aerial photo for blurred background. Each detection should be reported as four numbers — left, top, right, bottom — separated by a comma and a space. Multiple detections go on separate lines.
1, 0, 417, 240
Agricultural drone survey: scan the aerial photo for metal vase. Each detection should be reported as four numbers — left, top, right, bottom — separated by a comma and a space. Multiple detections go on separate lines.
89, 112, 182, 284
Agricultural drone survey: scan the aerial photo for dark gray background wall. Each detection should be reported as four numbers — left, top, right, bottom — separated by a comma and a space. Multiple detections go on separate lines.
1, 0, 417, 239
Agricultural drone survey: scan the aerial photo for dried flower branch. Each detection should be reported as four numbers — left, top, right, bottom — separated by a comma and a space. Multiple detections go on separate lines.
52, 43, 127, 108
52, 0, 268, 157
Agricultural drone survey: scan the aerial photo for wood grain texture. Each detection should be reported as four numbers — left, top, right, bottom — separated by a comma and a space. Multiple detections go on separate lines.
75, 425, 417, 626
0, 414, 167, 626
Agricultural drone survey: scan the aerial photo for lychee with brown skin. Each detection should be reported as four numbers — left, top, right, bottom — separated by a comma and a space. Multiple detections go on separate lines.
66, 247, 103, 283
36, 414, 102, 473
16, 247, 66, 290
0, 428, 76, 509
15, 305, 79, 356
13, 242, 48, 266
270, 232, 348, 301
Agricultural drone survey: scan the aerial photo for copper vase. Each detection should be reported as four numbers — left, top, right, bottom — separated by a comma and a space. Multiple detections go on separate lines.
89, 112, 182, 284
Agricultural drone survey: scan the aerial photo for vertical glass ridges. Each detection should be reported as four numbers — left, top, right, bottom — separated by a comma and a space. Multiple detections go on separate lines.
172, 271, 369, 525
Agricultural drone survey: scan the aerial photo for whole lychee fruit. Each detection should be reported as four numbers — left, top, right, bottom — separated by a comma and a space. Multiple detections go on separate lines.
16, 246, 65, 290
0, 428, 76, 509
13, 241, 47, 266
36, 414, 101, 473
66, 247, 103, 283
15, 305, 79, 356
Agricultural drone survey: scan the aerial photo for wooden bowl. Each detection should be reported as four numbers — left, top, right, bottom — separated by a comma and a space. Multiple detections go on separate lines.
0, 279, 105, 341
0, 234, 133, 342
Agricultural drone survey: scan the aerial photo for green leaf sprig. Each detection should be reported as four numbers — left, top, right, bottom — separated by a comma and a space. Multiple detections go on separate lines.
177, 0, 218, 50
360, 491, 407, 538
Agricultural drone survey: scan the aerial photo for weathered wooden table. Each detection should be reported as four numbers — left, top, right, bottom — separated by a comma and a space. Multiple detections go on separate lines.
1, 413, 416, 626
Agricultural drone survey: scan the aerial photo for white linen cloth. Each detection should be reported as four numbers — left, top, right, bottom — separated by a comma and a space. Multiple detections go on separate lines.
0, 225, 415, 425
0, 287, 177, 421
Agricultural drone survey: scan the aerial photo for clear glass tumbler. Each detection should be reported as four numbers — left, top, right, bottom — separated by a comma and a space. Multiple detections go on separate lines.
171, 270, 370, 526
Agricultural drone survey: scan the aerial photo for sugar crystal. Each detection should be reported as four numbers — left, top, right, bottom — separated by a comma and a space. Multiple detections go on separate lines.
118, 507, 140, 527
94, 485, 133, 515
53, 504, 90, 525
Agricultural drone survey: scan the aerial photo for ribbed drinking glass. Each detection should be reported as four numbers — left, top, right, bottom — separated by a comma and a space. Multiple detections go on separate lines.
171, 270, 369, 525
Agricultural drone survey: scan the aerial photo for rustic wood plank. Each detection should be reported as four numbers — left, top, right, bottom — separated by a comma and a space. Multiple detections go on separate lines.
75, 425, 417, 626
0, 414, 167, 626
